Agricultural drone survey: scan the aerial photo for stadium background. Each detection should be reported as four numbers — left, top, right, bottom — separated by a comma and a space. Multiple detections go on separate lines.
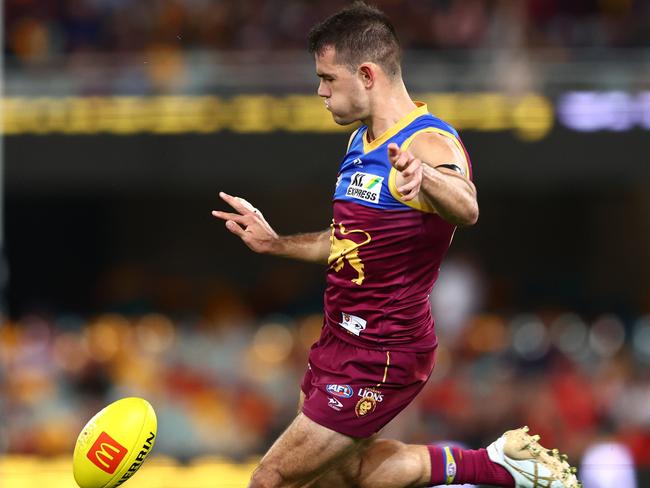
2, 0, 650, 487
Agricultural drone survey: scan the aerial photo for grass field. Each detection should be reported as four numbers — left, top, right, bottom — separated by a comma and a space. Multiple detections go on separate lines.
0, 455, 258, 488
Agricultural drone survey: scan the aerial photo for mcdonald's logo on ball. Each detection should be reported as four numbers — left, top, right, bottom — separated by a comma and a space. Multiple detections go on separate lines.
86, 431, 128, 474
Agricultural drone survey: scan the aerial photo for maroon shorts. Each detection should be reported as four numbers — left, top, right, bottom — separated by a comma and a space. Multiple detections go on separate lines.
300, 326, 436, 438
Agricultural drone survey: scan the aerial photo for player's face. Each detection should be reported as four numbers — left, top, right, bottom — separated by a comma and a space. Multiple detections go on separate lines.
315, 47, 369, 125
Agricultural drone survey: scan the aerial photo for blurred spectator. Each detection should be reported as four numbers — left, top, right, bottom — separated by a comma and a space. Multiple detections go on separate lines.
2, 303, 650, 472
5, 0, 648, 96
430, 254, 486, 347
5, 0, 649, 68
580, 442, 637, 488
2, 0, 650, 481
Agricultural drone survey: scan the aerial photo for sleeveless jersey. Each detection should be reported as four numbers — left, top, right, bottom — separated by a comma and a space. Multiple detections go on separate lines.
323, 102, 472, 352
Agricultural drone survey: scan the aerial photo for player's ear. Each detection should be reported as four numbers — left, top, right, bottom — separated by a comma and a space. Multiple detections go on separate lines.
358, 63, 375, 88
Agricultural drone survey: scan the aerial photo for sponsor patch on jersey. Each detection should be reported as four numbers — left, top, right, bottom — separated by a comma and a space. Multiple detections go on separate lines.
346, 172, 383, 203
340, 313, 367, 336
326, 384, 354, 398
328, 397, 343, 411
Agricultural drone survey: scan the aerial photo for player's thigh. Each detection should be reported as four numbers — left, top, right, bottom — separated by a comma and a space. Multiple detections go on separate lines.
251, 412, 365, 487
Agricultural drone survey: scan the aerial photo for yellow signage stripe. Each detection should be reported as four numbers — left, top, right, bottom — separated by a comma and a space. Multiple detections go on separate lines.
0, 93, 554, 139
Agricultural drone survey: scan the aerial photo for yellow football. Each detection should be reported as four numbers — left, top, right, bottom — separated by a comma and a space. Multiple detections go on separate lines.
73, 397, 157, 488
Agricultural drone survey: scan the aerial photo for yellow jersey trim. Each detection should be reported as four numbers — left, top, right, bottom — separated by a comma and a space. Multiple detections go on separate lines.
401, 127, 470, 177
362, 102, 429, 154
376, 351, 391, 387
388, 127, 470, 213
388, 164, 435, 213
346, 128, 360, 152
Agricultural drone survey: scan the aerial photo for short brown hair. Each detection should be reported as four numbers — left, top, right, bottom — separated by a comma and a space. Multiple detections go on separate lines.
308, 1, 402, 79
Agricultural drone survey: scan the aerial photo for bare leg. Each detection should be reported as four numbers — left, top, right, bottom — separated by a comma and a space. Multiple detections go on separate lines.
311, 439, 431, 488
248, 392, 428, 488
248, 412, 370, 488
284, 394, 574, 488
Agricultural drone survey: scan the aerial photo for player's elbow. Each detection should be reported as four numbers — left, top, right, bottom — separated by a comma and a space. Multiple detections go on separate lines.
455, 200, 479, 227
466, 201, 480, 226
445, 183, 479, 227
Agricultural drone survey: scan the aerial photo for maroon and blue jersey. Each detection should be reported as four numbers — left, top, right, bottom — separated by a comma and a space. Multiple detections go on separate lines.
323, 102, 472, 352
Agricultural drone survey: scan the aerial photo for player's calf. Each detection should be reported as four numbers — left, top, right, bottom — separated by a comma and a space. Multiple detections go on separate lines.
355, 439, 430, 488
311, 439, 430, 488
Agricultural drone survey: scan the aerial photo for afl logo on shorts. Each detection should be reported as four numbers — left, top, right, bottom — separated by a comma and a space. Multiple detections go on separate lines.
326, 384, 353, 398
355, 397, 377, 417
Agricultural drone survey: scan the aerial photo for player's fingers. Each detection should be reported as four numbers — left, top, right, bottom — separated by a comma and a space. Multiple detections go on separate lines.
212, 210, 248, 224
401, 158, 421, 178
397, 178, 420, 195
219, 191, 254, 215
389, 144, 414, 171
390, 151, 404, 169
399, 182, 421, 200
387, 142, 400, 163
225, 220, 247, 238
394, 152, 413, 171
236, 196, 259, 214
400, 190, 418, 201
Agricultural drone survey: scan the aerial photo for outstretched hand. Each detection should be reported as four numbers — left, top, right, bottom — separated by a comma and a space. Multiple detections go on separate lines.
387, 142, 423, 201
212, 192, 280, 254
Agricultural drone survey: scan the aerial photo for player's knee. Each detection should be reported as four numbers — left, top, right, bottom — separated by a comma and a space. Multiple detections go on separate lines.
248, 462, 284, 488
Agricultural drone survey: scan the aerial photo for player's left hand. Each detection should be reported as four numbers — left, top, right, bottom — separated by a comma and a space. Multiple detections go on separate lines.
212, 192, 280, 255
387, 142, 422, 201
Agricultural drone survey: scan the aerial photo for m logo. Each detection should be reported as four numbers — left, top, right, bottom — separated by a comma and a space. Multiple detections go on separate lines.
87, 431, 128, 474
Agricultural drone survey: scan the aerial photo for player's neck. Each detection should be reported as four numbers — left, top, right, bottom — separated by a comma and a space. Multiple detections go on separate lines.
363, 82, 416, 143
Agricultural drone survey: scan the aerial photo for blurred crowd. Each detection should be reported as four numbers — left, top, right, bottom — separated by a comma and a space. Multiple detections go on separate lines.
3, 5, 650, 488
2, 304, 650, 472
5, 0, 649, 66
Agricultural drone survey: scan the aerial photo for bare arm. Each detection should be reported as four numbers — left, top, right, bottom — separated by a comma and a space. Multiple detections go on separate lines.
212, 192, 330, 264
274, 230, 331, 263
388, 133, 478, 226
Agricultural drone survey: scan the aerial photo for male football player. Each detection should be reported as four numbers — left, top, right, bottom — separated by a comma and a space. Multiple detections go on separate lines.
213, 3, 580, 487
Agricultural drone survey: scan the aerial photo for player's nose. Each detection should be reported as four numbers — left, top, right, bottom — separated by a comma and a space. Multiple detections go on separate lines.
317, 80, 330, 98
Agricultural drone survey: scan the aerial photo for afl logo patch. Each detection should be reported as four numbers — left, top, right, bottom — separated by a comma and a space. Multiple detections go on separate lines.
355, 396, 377, 417
326, 384, 353, 398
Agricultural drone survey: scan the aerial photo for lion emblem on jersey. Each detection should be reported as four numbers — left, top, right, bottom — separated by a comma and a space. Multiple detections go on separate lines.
328, 222, 372, 285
